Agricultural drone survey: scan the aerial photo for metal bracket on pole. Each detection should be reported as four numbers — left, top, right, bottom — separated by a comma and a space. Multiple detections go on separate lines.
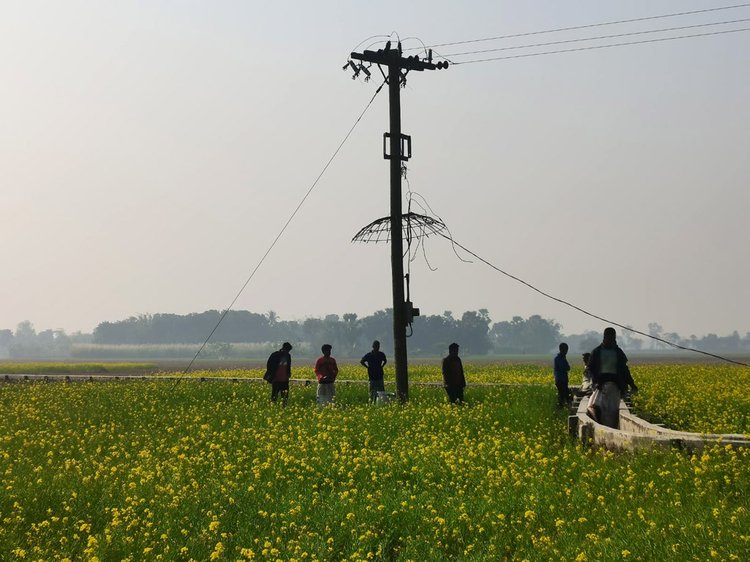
383, 133, 411, 161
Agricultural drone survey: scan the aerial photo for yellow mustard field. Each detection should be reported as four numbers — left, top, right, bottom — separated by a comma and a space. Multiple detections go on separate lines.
1, 364, 749, 561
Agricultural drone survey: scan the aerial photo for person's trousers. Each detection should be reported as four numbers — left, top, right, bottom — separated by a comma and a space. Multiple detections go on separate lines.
445, 385, 464, 404
555, 376, 569, 407
317, 382, 335, 406
369, 379, 385, 402
271, 381, 289, 405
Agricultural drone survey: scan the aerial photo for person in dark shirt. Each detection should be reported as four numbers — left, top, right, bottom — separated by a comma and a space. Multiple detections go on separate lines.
442, 342, 466, 404
360, 340, 387, 403
265, 342, 292, 406
587, 327, 637, 427
553, 342, 571, 408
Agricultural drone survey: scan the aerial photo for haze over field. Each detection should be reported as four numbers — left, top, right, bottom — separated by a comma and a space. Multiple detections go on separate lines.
2, 1, 749, 338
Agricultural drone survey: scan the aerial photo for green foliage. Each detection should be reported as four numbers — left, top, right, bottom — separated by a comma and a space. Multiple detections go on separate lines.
0, 362, 155, 374
631, 364, 750, 434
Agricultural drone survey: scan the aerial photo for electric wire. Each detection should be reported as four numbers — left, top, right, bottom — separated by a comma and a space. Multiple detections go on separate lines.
178, 80, 387, 379
414, 3, 750, 50
350, 34, 393, 53
438, 233, 750, 367
452, 27, 750, 65
442, 18, 750, 57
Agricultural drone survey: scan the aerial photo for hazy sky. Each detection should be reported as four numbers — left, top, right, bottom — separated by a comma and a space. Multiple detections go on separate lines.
2, 1, 749, 338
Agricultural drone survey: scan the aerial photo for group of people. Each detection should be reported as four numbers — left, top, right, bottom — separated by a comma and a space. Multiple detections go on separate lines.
264, 340, 467, 406
553, 327, 638, 428
264, 328, 639, 421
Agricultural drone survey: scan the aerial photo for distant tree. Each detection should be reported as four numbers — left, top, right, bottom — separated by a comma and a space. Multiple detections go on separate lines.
664, 332, 682, 347
358, 309, 393, 355
577, 331, 601, 354
648, 322, 666, 350
0, 329, 13, 346
618, 326, 644, 351
491, 315, 561, 354
340, 313, 361, 356
15, 320, 36, 341
267, 310, 278, 326
410, 311, 457, 355
302, 317, 336, 351
0, 329, 13, 359
458, 309, 492, 355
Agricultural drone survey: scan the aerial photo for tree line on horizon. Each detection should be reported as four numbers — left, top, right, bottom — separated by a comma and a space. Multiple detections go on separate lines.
2, 312, 750, 360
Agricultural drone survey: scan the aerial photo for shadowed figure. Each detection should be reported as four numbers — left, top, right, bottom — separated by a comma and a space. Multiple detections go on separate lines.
442, 342, 466, 404
266, 342, 293, 406
361, 340, 387, 403
587, 328, 638, 428
553, 342, 572, 408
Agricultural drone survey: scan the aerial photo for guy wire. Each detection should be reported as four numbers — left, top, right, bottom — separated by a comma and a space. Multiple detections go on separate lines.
176, 80, 387, 383
439, 233, 750, 367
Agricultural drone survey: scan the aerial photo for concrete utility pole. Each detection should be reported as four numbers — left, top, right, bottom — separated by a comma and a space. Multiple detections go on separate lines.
350, 43, 448, 401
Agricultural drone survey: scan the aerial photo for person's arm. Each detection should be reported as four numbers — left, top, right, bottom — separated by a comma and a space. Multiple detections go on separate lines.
381, 353, 387, 368
331, 358, 339, 378
314, 357, 323, 381
589, 349, 601, 386
442, 358, 449, 386
360, 354, 368, 368
618, 348, 637, 391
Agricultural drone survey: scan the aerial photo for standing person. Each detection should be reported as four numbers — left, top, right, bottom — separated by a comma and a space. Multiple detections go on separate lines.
587, 327, 637, 428
579, 352, 594, 395
360, 340, 387, 403
314, 344, 338, 406
265, 342, 292, 406
554, 343, 572, 408
442, 343, 466, 404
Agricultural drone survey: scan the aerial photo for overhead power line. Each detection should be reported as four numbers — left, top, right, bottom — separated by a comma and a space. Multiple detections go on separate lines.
416, 3, 750, 50
439, 233, 750, 368
179, 80, 387, 377
452, 27, 750, 65
442, 18, 750, 58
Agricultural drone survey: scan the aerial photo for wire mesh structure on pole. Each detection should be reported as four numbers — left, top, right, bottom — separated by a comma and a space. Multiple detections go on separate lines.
352, 212, 448, 244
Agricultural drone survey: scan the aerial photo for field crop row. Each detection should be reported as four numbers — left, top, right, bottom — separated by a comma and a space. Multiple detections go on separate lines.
175, 363, 750, 434
0, 362, 156, 375
1, 370, 749, 561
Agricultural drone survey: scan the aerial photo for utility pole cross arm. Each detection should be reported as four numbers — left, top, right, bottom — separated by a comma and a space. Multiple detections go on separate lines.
350, 50, 448, 71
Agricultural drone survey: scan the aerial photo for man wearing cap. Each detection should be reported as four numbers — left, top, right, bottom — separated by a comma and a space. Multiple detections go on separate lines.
266, 342, 293, 406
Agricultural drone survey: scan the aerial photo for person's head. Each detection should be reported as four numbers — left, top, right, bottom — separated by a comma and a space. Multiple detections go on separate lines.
321, 344, 332, 356
559, 342, 569, 355
281, 342, 293, 352
582, 352, 591, 365
372, 340, 380, 351
448, 342, 460, 356
602, 327, 617, 346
